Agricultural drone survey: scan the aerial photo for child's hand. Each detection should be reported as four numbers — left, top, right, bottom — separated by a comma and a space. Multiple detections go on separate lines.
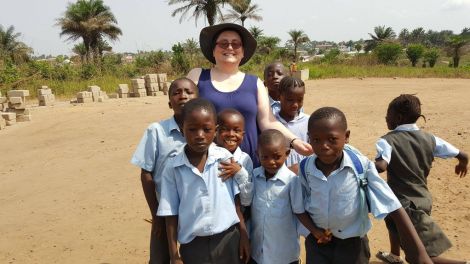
455, 159, 468, 178
151, 217, 165, 238
219, 158, 241, 181
170, 257, 184, 264
312, 228, 332, 244
239, 229, 250, 263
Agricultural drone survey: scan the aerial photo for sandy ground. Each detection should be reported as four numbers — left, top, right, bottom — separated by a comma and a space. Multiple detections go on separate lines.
1, 78, 469, 264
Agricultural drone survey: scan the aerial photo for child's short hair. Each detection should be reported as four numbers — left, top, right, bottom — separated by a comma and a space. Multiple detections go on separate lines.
308, 107, 348, 131
181, 98, 217, 123
168, 77, 198, 98
258, 129, 287, 148
263, 61, 286, 80
388, 94, 424, 123
217, 108, 245, 126
279, 76, 305, 95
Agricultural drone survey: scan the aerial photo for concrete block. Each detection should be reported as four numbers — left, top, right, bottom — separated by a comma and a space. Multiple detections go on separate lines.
38, 88, 52, 96
17, 114, 32, 122
133, 90, 147, 97
77, 91, 92, 99
119, 93, 128, 99
39, 94, 55, 102
77, 97, 93, 103
292, 69, 309, 81
91, 91, 100, 101
8, 108, 31, 115
9, 97, 24, 104
146, 83, 160, 92
6, 119, 16, 126
0, 97, 7, 104
40, 85, 49, 89
7, 90, 30, 98
162, 82, 170, 93
2, 112, 16, 121
97, 96, 105, 102
108, 93, 119, 99
8, 102, 26, 110
117, 84, 129, 93
157, 73, 168, 83
148, 91, 164, 96
87, 85, 101, 93
131, 78, 145, 85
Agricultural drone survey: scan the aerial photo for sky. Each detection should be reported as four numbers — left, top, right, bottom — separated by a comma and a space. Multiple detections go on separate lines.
1, 0, 469, 56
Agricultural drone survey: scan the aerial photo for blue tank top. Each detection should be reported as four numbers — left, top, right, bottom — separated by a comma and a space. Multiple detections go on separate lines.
198, 69, 260, 166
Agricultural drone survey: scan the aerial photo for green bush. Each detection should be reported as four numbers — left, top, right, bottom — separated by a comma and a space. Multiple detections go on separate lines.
80, 64, 98, 79
406, 44, 425, 67
321, 48, 341, 63
424, 48, 440, 68
374, 42, 402, 65
0, 61, 20, 83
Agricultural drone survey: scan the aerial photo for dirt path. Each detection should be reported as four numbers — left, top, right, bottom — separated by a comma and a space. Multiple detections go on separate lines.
1, 78, 469, 263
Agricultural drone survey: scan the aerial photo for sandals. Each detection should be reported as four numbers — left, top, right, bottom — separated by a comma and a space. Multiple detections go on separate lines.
376, 251, 404, 264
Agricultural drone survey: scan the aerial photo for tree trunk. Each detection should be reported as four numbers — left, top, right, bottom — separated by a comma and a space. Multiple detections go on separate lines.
453, 56, 460, 68
294, 45, 297, 62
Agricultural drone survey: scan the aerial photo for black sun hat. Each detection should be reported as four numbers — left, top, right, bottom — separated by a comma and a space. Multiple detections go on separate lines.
199, 23, 257, 66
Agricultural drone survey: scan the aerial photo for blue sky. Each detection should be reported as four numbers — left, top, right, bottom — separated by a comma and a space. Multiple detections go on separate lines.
1, 0, 469, 56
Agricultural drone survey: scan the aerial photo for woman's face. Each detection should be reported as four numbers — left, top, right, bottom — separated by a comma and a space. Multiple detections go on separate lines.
213, 30, 244, 65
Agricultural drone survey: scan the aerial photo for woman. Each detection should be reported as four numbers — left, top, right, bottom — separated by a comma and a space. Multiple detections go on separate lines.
188, 23, 312, 165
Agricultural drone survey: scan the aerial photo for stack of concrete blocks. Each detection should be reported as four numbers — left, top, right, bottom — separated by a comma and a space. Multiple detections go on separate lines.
292, 69, 309, 81
131, 78, 147, 97
157, 73, 170, 95
145, 74, 163, 96
1, 112, 16, 126
38, 86, 55, 106
7, 90, 32, 122
0, 91, 7, 111
77, 91, 93, 103
87, 85, 108, 102
116, 84, 129, 98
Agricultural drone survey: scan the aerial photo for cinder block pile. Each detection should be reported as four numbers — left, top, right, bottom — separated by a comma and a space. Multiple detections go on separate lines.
145, 74, 162, 96
1, 112, 16, 126
7, 90, 32, 122
38, 86, 55, 106
116, 84, 129, 98
131, 78, 147, 97
157, 73, 170, 95
87, 85, 108, 102
76, 91, 93, 103
0, 91, 7, 111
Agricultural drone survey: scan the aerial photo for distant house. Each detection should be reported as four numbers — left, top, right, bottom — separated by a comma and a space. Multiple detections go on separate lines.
121, 54, 134, 64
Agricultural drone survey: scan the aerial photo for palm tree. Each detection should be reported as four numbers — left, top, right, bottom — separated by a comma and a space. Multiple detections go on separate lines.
249, 26, 263, 40
56, 0, 122, 64
168, 0, 235, 26
287, 30, 309, 62
445, 28, 470, 68
365, 25, 396, 51
72, 42, 87, 63
222, 0, 262, 27
0, 25, 33, 64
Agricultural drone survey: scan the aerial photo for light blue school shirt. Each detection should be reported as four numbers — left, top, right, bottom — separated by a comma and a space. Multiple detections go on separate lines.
275, 112, 309, 167
300, 149, 402, 239
232, 147, 254, 206
251, 165, 305, 264
375, 123, 460, 163
269, 96, 281, 115
130, 117, 185, 200
157, 144, 241, 244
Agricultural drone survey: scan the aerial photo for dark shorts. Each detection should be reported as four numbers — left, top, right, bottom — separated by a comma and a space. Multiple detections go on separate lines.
385, 204, 452, 257
180, 225, 241, 264
305, 234, 370, 264
248, 258, 299, 264
149, 216, 170, 264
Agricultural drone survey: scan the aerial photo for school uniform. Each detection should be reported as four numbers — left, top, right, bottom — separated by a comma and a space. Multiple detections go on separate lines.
131, 116, 184, 264
376, 123, 459, 257
232, 146, 254, 206
300, 149, 402, 264
274, 111, 309, 167
157, 144, 242, 264
250, 165, 304, 264
269, 96, 281, 115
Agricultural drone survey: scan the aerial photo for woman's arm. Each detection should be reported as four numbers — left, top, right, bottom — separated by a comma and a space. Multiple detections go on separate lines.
186, 68, 203, 85
255, 78, 313, 156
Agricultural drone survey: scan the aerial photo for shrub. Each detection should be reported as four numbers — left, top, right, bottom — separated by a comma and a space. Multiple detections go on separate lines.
424, 48, 440, 68
374, 42, 402, 65
80, 64, 98, 79
406, 44, 425, 67
321, 48, 341, 63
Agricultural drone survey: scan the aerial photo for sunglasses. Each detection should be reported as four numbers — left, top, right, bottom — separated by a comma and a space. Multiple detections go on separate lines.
215, 41, 243, 50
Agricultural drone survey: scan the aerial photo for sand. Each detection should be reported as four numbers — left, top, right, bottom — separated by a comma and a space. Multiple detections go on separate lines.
0, 78, 469, 263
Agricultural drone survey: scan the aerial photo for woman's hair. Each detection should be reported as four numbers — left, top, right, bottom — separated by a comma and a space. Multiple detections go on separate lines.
388, 94, 425, 123
308, 107, 348, 131
181, 98, 217, 123
279, 76, 305, 95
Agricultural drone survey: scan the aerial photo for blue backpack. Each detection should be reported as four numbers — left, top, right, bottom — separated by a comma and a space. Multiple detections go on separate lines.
299, 145, 370, 235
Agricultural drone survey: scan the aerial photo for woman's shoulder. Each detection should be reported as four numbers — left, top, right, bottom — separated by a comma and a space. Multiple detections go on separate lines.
187, 68, 204, 84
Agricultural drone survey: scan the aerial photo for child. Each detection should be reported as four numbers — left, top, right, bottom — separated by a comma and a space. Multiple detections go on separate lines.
157, 98, 250, 264
130, 77, 198, 264
274, 76, 309, 173
297, 106, 432, 264
215, 108, 253, 207
264, 62, 287, 114
250, 129, 305, 264
375, 94, 469, 264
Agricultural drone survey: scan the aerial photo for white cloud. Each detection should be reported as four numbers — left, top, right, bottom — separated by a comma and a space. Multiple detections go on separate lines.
442, 0, 470, 10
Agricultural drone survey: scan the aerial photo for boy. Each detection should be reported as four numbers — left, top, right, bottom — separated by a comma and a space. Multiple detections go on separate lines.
375, 94, 469, 264
297, 107, 432, 264
130, 77, 198, 264
157, 98, 250, 264
215, 108, 253, 206
250, 129, 305, 264
264, 62, 287, 114
274, 76, 309, 174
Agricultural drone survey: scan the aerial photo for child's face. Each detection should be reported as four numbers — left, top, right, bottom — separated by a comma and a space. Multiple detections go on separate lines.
385, 108, 400, 130
216, 114, 245, 153
308, 118, 350, 166
168, 80, 198, 115
264, 64, 286, 99
279, 87, 304, 120
258, 141, 289, 177
183, 109, 216, 154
